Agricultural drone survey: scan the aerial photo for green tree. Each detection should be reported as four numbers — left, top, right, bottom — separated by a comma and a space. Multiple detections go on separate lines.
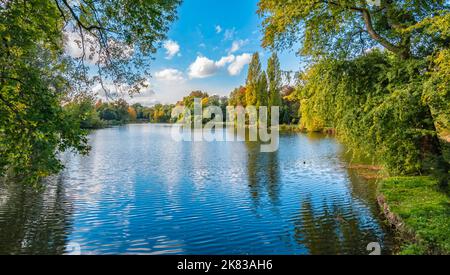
113, 99, 130, 122
132, 103, 145, 120
280, 86, 299, 125
1, 0, 89, 184
0, 0, 180, 184
257, 71, 268, 108
246, 53, 262, 106
179, 91, 210, 110
297, 52, 449, 185
149, 104, 175, 123
267, 52, 282, 108
98, 106, 118, 121
65, 95, 104, 129
229, 86, 247, 107
258, 0, 448, 60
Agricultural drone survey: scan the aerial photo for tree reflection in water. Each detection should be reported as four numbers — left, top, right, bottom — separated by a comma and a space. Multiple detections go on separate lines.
293, 197, 381, 255
245, 140, 281, 208
0, 176, 73, 255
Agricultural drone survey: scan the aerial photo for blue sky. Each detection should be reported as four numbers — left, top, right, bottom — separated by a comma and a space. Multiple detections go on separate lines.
144, 0, 303, 105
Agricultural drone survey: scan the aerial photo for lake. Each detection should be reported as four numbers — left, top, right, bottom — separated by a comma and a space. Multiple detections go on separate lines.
0, 124, 395, 255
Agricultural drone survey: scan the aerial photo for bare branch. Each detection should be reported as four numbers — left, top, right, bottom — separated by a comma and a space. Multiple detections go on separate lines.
59, 0, 106, 32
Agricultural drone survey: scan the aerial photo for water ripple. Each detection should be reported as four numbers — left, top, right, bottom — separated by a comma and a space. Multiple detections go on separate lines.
0, 124, 395, 255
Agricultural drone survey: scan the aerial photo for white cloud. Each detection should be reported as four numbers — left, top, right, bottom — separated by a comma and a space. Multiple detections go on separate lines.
130, 81, 156, 98
128, 82, 159, 106
188, 53, 250, 78
229, 39, 249, 54
188, 55, 236, 78
154, 69, 185, 82
215, 25, 222, 34
188, 56, 219, 79
163, 40, 180, 59
216, 55, 235, 67
228, 53, 252, 76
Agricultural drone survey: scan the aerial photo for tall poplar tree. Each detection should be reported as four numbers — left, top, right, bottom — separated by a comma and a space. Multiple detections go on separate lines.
257, 71, 268, 108
246, 53, 262, 106
267, 52, 282, 108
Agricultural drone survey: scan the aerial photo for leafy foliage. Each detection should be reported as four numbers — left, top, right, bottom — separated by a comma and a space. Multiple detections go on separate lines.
267, 53, 282, 109
258, 0, 449, 59
64, 95, 105, 129
57, 0, 182, 93
295, 51, 447, 174
228, 86, 247, 107
246, 53, 263, 106
0, 0, 180, 184
0, 0, 89, 184
258, 0, 450, 185
149, 104, 176, 123
96, 99, 134, 123
257, 71, 268, 108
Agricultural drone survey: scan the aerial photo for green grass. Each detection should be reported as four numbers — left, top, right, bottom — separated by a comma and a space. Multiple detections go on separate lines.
379, 177, 450, 255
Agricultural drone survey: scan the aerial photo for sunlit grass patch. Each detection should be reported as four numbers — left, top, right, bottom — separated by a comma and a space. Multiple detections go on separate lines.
379, 177, 450, 255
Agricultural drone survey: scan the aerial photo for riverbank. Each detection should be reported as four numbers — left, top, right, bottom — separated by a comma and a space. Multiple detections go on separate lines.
377, 177, 449, 255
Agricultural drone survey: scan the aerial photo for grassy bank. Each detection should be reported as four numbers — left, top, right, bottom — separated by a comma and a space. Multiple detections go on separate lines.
378, 177, 450, 255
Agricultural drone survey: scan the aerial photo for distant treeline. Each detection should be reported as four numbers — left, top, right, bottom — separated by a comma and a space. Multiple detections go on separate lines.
64, 97, 150, 129
67, 52, 300, 128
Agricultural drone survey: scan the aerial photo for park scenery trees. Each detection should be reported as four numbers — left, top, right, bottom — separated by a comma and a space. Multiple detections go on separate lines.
0, 0, 449, 255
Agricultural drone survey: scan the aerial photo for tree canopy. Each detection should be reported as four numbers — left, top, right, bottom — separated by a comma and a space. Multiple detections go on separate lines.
258, 0, 450, 59
267, 53, 282, 108
0, 0, 181, 184
246, 53, 263, 106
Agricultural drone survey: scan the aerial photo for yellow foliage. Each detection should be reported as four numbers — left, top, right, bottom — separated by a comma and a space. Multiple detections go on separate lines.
299, 99, 325, 132
201, 97, 209, 106
127, 107, 137, 121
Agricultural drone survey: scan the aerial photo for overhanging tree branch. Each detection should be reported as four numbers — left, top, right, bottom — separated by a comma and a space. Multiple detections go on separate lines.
324, 0, 410, 58
59, 0, 106, 32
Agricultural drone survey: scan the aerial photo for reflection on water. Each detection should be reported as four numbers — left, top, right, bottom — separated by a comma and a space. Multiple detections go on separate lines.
0, 124, 394, 255
294, 198, 381, 255
245, 141, 281, 207
0, 177, 73, 254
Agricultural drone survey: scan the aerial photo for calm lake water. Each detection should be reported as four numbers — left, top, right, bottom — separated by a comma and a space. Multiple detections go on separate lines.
0, 124, 395, 255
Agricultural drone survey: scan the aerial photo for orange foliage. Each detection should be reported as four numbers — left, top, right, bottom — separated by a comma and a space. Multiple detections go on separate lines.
128, 107, 137, 121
